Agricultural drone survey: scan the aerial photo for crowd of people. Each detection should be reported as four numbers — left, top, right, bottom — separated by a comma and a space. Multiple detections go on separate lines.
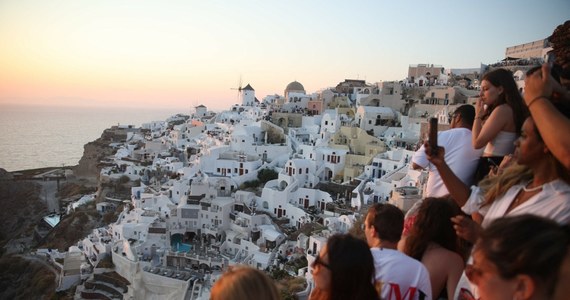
209, 20, 570, 300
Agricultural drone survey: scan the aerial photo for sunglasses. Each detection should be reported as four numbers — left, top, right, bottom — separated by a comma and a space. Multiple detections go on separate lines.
465, 264, 485, 282
312, 254, 330, 270
457, 288, 477, 300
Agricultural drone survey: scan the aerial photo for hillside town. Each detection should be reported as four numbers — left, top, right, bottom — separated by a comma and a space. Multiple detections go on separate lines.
8, 37, 556, 299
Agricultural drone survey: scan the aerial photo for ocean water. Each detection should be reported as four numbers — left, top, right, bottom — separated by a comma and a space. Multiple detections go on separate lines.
0, 104, 186, 172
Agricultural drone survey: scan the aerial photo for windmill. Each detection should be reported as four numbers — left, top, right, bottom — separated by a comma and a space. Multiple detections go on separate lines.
230, 75, 243, 104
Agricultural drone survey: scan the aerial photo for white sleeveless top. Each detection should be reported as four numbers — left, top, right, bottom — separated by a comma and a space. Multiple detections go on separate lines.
483, 131, 517, 157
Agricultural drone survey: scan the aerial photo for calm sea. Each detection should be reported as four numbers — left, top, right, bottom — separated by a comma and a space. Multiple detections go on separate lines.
0, 104, 186, 172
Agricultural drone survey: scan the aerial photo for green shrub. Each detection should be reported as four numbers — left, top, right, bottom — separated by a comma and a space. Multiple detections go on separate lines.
118, 175, 130, 184
257, 168, 278, 184
241, 180, 260, 189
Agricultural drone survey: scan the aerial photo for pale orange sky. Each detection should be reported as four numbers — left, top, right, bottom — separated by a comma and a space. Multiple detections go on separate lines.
1, 0, 568, 111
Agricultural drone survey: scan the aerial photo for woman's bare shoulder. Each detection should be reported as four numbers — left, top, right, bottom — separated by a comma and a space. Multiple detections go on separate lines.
492, 104, 514, 116
423, 245, 464, 264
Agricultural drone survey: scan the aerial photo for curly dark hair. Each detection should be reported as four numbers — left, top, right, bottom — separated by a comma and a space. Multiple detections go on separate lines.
481, 68, 529, 135
403, 197, 464, 261
550, 20, 570, 69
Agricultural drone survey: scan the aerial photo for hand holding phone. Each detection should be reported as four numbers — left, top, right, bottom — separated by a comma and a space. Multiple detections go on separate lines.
429, 118, 438, 155
546, 51, 556, 68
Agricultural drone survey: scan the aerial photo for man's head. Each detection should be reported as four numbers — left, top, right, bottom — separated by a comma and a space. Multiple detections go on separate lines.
364, 203, 404, 248
450, 104, 476, 129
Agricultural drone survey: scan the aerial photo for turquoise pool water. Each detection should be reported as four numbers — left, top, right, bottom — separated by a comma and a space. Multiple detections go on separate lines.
171, 235, 192, 252
174, 243, 192, 252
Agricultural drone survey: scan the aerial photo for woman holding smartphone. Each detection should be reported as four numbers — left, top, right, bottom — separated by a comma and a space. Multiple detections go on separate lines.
472, 68, 528, 182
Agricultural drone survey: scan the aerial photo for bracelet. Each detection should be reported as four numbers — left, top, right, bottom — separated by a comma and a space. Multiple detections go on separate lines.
527, 96, 548, 109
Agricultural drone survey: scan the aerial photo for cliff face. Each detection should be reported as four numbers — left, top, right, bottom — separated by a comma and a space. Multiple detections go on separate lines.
73, 140, 114, 177
0, 180, 46, 250
73, 127, 129, 178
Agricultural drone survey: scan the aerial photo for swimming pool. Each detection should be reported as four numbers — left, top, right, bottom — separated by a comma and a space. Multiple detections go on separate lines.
174, 242, 192, 252
171, 234, 192, 252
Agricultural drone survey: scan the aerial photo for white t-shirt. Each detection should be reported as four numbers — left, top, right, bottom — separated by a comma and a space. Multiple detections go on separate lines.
371, 247, 432, 300
413, 128, 483, 197
454, 179, 570, 299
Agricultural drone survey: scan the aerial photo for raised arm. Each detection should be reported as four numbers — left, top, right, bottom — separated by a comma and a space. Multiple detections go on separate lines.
524, 64, 570, 170
471, 101, 511, 149
424, 143, 471, 206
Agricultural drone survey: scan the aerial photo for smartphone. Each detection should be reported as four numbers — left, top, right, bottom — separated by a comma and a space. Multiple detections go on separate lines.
487, 158, 498, 168
527, 52, 556, 76
546, 51, 556, 68
429, 118, 438, 155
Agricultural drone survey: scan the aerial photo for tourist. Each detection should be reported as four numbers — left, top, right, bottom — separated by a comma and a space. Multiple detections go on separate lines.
412, 105, 482, 197
210, 265, 280, 300
364, 203, 432, 300
402, 197, 466, 299
524, 63, 570, 170
404, 104, 482, 237
424, 103, 570, 298
425, 104, 570, 222
310, 234, 379, 300
522, 20, 570, 170
468, 215, 570, 300
472, 68, 528, 182
427, 103, 570, 232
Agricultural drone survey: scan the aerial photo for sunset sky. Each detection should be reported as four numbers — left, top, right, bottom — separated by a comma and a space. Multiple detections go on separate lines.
0, 0, 568, 111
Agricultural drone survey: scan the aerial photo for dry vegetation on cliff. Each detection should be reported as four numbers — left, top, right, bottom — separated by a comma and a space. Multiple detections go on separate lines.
0, 255, 57, 299
0, 180, 47, 253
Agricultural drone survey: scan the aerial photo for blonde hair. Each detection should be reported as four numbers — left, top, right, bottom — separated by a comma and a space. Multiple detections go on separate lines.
480, 163, 533, 207
210, 266, 280, 300
479, 115, 570, 207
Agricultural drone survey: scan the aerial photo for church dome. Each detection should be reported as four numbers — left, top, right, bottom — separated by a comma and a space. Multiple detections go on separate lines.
285, 81, 305, 93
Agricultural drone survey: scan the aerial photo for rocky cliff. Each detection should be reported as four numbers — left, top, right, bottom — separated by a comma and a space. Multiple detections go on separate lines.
73, 126, 130, 178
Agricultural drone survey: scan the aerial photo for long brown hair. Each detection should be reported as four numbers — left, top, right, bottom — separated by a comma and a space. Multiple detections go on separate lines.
404, 197, 464, 261
324, 234, 380, 300
481, 68, 528, 135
